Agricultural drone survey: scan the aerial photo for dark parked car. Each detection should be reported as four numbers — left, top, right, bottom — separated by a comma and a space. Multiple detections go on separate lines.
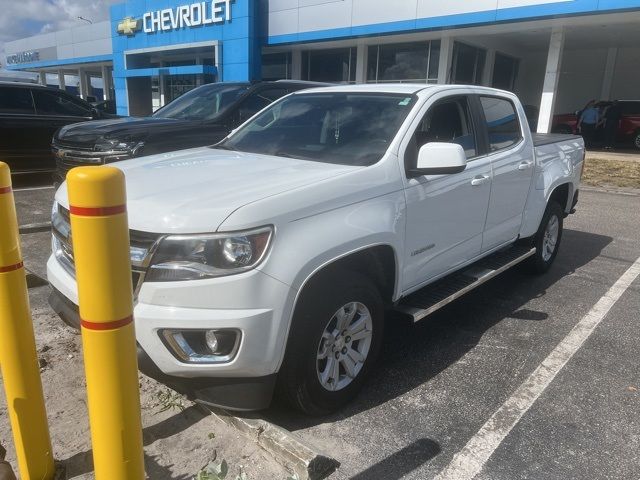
52, 81, 325, 184
0, 81, 116, 175
552, 100, 640, 149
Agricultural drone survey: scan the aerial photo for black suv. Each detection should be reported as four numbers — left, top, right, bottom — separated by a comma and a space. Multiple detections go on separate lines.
0, 81, 114, 175
52, 81, 325, 184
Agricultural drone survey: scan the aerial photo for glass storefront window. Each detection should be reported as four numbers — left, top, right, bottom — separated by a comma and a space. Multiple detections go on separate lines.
492, 53, 519, 91
367, 41, 440, 83
451, 42, 486, 85
301, 48, 356, 83
262, 52, 292, 81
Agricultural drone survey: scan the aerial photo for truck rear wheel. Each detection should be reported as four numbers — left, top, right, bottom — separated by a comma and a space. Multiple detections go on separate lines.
525, 201, 564, 274
278, 270, 384, 415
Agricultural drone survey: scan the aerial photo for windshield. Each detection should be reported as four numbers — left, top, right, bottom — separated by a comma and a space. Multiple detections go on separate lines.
216, 92, 417, 166
153, 84, 250, 121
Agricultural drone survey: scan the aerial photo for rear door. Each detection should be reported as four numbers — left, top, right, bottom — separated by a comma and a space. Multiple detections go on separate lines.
478, 95, 533, 251
401, 93, 493, 292
0, 85, 43, 172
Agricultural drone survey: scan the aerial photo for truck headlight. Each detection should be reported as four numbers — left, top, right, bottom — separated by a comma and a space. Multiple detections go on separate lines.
95, 138, 145, 157
146, 226, 273, 282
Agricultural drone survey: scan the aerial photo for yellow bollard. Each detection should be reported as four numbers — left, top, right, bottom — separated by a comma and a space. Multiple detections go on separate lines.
67, 166, 145, 480
0, 162, 55, 480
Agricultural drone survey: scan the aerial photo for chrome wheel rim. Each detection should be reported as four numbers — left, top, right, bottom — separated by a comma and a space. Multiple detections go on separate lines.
316, 302, 373, 392
542, 214, 559, 262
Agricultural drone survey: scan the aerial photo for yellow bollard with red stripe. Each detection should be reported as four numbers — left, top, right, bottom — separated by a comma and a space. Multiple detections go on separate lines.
0, 162, 55, 480
67, 166, 145, 480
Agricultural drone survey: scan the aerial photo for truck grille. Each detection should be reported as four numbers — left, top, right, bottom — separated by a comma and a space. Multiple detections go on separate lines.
52, 204, 161, 297
52, 141, 132, 181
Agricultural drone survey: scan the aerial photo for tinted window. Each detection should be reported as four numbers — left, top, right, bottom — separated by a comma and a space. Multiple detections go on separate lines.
0, 87, 35, 114
619, 101, 640, 115
153, 84, 250, 121
480, 96, 522, 151
302, 48, 356, 83
367, 41, 441, 83
218, 93, 416, 166
32, 90, 92, 117
406, 97, 477, 169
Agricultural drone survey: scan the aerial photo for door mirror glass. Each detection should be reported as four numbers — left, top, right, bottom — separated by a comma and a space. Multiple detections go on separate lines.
412, 142, 467, 176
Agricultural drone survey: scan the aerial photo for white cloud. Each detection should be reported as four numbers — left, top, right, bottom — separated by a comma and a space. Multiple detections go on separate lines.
0, 0, 119, 68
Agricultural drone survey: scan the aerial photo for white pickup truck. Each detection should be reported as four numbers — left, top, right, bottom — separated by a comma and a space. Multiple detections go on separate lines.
48, 84, 584, 414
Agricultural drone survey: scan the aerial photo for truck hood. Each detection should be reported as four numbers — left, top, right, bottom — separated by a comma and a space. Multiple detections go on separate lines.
55, 116, 207, 146
55, 147, 362, 233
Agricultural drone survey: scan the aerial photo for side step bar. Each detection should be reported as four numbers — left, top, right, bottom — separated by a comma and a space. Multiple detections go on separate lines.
396, 246, 536, 322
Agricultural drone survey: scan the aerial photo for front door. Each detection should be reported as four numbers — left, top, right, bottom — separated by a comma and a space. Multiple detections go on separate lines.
401, 93, 492, 292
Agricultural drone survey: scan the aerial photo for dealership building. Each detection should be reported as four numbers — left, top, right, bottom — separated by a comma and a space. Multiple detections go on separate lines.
5, 0, 640, 132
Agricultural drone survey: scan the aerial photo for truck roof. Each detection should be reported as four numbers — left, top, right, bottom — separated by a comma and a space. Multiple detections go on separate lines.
291, 83, 439, 95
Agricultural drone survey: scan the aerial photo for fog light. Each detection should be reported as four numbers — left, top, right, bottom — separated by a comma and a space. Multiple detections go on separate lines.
160, 329, 240, 364
205, 330, 219, 353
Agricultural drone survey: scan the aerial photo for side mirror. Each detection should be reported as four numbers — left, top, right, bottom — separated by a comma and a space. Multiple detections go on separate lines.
409, 142, 467, 177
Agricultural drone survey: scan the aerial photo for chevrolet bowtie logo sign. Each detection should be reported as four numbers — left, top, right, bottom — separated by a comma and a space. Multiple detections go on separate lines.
117, 17, 141, 36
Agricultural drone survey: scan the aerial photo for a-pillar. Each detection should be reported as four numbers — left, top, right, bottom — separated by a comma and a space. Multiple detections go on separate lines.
437, 36, 454, 84
58, 70, 66, 91
101, 65, 112, 100
78, 68, 90, 99
537, 27, 565, 134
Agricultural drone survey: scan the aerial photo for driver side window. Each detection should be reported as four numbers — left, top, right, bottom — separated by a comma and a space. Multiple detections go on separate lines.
405, 96, 477, 171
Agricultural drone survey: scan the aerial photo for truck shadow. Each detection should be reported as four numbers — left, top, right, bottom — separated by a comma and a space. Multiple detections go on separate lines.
266, 228, 612, 431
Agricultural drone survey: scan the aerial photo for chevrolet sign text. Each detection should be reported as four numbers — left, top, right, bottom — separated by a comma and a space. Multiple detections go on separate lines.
143, 0, 232, 33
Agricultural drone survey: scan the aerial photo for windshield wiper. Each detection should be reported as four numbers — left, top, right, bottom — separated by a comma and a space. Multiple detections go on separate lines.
212, 144, 237, 151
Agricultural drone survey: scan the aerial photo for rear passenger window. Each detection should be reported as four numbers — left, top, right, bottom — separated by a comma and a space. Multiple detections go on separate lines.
0, 87, 35, 114
480, 96, 522, 152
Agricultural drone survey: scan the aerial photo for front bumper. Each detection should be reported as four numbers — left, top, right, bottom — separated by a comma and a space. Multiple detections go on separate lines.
47, 254, 295, 410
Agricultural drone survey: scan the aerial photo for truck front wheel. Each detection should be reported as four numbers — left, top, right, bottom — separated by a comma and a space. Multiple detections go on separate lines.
278, 270, 384, 415
526, 201, 564, 274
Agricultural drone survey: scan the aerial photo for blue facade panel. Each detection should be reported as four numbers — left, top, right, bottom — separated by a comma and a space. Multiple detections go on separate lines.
110, 0, 259, 115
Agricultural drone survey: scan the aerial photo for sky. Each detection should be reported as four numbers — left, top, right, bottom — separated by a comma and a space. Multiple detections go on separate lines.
0, 0, 119, 74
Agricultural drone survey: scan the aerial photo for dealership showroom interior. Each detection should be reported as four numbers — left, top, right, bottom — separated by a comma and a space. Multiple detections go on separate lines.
1, 1, 640, 480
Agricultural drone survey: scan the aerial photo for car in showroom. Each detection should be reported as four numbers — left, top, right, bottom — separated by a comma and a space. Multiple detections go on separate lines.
51, 80, 325, 185
552, 100, 640, 149
0, 81, 116, 175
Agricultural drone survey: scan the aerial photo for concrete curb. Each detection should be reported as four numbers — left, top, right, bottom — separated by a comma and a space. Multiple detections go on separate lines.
200, 406, 339, 480
19, 222, 52, 234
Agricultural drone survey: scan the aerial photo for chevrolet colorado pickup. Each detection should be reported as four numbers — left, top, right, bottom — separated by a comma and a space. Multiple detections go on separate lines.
48, 84, 584, 415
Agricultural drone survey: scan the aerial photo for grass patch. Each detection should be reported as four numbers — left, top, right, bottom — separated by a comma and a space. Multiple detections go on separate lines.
582, 158, 640, 189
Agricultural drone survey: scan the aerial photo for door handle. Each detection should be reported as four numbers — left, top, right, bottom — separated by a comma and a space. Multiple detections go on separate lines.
471, 174, 491, 186
518, 160, 534, 171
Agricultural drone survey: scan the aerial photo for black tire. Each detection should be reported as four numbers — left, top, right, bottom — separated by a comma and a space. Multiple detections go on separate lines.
634, 131, 640, 150
277, 270, 384, 415
524, 201, 564, 274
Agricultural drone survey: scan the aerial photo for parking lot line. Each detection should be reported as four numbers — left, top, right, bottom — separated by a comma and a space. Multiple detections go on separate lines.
434, 255, 640, 480
13, 185, 55, 192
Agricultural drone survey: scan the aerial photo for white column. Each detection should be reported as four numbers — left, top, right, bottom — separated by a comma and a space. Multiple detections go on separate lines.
78, 68, 90, 99
38, 71, 47, 86
437, 36, 454, 84
291, 49, 302, 80
600, 47, 617, 101
101, 65, 112, 100
482, 49, 496, 87
355, 42, 367, 84
537, 27, 565, 134
214, 43, 222, 81
58, 71, 66, 91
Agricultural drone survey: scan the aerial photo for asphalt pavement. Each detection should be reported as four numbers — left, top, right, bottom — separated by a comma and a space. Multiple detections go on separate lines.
12, 178, 640, 480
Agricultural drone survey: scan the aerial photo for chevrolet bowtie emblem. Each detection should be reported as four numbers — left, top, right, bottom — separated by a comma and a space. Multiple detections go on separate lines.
117, 17, 140, 36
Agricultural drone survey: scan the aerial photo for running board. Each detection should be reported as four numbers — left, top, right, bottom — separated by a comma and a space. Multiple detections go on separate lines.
396, 246, 536, 322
